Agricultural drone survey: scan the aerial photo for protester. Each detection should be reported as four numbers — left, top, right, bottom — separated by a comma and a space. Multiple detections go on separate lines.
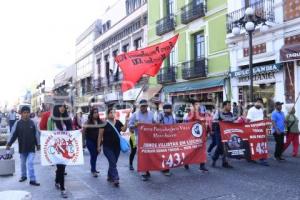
128, 99, 155, 181
233, 102, 239, 118
283, 106, 299, 157
185, 101, 209, 172
271, 102, 286, 161
208, 109, 219, 157
47, 104, 73, 198
82, 107, 103, 177
129, 126, 137, 171
73, 109, 85, 148
99, 108, 128, 187
246, 98, 269, 166
236, 110, 249, 124
6, 106, 40, 186
73, 109, 83, 130
157, 103, 176, 176
40, 105, 52, 131
212, 101, 234, 168
8, 109, 17, 132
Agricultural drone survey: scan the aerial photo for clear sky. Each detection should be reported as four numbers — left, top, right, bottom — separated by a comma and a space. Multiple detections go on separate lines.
0, 0, 116, 108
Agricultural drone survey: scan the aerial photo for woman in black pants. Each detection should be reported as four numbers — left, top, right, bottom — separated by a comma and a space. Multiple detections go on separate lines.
82, 107, 104, 177
47, 104, 73, 198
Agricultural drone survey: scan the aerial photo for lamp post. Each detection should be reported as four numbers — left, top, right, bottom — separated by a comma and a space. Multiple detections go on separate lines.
231, 7, 269, 103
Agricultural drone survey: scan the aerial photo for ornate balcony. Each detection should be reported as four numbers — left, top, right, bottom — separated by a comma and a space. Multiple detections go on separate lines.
157, 66, 177, 84
181, 0, 206, 24
156, 14, 176, 36
182, 59, 207, 80
227, 0, 275, 33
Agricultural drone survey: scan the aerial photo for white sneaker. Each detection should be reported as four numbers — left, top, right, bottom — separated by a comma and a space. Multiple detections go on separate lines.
61, 190, 68, 198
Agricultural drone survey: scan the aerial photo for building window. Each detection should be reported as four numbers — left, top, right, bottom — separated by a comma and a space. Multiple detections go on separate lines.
122, 44, 130, 52
106, 20, 111, 29
168, 48, 176, 66
194, 33, 205, 60
104, 55, 110, 85
166, 0, 174, 15
96, 58, 101, 77
134, 37, 142, 50
113, 50, 120, 81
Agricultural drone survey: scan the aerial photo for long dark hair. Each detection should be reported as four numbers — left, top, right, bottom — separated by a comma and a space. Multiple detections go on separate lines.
87, 107, 102, 125
52, 104, 72, 131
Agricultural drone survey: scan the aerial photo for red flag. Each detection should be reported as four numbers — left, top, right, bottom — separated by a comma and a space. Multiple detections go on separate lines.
115, 34, 179, 92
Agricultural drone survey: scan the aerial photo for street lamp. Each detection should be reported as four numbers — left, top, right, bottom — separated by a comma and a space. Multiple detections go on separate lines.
231, 7, 270, 103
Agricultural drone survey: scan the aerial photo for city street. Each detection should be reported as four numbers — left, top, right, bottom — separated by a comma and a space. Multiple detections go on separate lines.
1, 140, 300, 200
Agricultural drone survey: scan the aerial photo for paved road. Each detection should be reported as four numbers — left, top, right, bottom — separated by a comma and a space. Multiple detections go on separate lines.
1, 139, 300, 200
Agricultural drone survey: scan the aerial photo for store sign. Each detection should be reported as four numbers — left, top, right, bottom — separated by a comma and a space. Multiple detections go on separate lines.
280, 44, 300, 61
231, 64, 282, 78
238, 72, 275, 83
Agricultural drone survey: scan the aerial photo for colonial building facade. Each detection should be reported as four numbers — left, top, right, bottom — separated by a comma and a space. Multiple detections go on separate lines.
93, 0, 148, 107
227, 0, 300, 118
148, 0, 231, 109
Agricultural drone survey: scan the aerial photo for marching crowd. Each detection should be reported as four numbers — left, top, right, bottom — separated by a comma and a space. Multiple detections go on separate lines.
4, 97, 300, 198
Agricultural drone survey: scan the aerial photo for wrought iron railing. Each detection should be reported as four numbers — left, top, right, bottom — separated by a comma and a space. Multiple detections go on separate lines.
181, 0, 206, 24
227, 0, 275, 33
182, 58, 207, 80
157, 66, 177, 84
156, 14, 176, 36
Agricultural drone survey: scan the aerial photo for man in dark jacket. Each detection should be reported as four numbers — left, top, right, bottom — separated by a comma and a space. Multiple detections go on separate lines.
6, 106, 41, 186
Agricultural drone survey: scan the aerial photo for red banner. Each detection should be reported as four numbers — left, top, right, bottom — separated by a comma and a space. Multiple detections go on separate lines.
220, 120, 271, 160
115, 35, 179, 92
137, 122, 206, 172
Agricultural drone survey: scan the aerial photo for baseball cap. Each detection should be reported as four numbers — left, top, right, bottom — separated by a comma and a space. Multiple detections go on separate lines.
163, 103, 172, 110
139, 99, 148, 106
275, 102, 284, 106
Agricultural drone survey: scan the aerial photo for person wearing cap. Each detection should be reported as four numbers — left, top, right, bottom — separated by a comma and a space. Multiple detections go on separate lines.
246, 98, 270, 166
157, 103, 176, 176
6, 106, 41, 186
271, 102, 286, 161
128, 99, 155, 181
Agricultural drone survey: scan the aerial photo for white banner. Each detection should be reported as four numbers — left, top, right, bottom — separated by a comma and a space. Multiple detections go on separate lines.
40, 130, 84, 166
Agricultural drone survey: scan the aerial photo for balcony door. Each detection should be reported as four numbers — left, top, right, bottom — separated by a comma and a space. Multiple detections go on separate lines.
194, 33, 205, 61
166, 0, 174, 16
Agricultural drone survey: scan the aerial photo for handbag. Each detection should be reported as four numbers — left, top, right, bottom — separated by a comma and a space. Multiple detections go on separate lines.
107, 121, 130, 153
287, 115, 296, 133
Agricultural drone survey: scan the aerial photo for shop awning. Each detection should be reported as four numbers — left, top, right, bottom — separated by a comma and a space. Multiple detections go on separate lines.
138, 84, 162, 102
280, 44, 300, 62
163, 76, 225, 94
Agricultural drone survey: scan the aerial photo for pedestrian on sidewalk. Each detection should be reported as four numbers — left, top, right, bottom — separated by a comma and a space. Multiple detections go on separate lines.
47, 104, 73, 198
271, 102, 286, 161
8, 109, 17, 132
283, 106, 299, 157
212, 101, 234, 168
157, 103, 176, 176
128, 99, 155, 181
185, 100, 209, 172
82, 107, 104, 177
6, 106, 40, 186
99, 108, 128, 187
246, 98, 270, 166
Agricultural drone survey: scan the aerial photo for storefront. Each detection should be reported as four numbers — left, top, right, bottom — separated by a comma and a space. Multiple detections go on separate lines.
162, 76, 226, 110
231, 62, 284, 115
280, 41, 300, 120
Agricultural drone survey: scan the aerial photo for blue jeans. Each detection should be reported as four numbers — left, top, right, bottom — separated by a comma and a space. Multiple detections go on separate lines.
86, 139, 98, 173
103, 146, 120, 181
20, 152, 36, 181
